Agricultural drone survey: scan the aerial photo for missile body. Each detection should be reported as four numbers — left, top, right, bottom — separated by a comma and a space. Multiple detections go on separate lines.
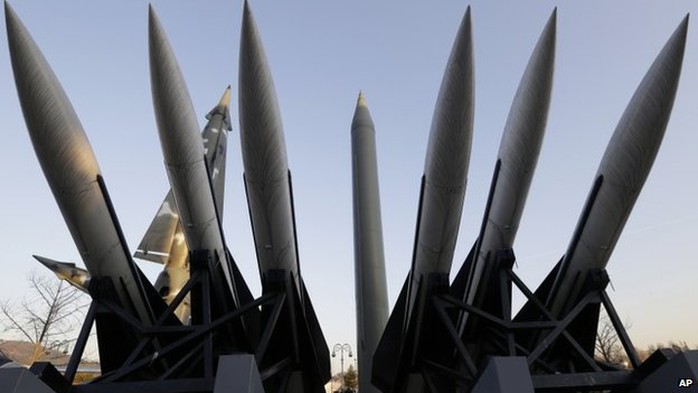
453, 11, 556, 336
5, 2, 159, 328
5, 3, 179, 372
239, 3, 300, 291
373, 8, 473, 392
406, 6, 474, 325
351, 92, 389, 393
135, 87, 233, 323
239, 3, 330, 392
544, 16, 688, 319
149, 7, 240, 317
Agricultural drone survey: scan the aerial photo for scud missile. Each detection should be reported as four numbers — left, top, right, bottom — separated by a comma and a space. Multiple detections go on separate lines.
351, 92, 389, 393
5, 2, 176, 372
373, 7, 473, 392
543, 16, 688, 320
239, 2, 330, 391
135, 87, 233, 323
149, 6, 254, 335
452, 10, 556, 339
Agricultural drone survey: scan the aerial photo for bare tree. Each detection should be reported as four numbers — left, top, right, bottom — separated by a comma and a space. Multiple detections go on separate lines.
595, 313, 631, 367
0, 270, 88, 363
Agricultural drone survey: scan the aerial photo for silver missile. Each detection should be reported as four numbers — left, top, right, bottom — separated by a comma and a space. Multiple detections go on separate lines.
373, 8, 473, 392
239, 3, 330, 391
351, 92, 389, 393
5, 2, 158, 327
148, 6, 238, 309
239, 1, 300, 292
135, 87, 233, 323
454, 10, 556, 331
545, 16, 689, 318
405, 5, 474, 327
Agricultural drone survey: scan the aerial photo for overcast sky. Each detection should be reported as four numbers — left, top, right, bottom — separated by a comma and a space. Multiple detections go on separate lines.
0, 0, 696, 372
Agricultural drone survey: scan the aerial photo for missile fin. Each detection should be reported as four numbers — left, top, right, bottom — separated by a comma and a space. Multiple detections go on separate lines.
372, 276, 409, 392
134, 191, 179, 264
299, 281, 331, 386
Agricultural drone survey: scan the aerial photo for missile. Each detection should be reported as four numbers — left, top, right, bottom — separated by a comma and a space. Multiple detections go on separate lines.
33, 255, 90, 293
239, 2, 330, 391
351, 92, 389, 393
543, 15, 689, 320
149, 5, 252, 333
513, 16, 689, 361
239, 1, 299, 290
5, 2, 175, 371
373, 7, 473, 392
451, 10, 556, 337
135, 87, 233, 323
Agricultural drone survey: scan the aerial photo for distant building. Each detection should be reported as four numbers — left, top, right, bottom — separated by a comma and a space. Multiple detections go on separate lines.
0, 340, 100, 379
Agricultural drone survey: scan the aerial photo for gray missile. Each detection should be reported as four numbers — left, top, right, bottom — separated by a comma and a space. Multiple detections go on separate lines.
351, 92, 389, 393
135, 87, 233, 323
373, 7, 473, 392
239, 1, 300, 290
544, 16, 689, 319
5, 2, 159, 327
453, 10, 556, 332
406, 5, 474, 330
148, 6, 239, 311
33, 255, 90, 293
239, 3, 330, 391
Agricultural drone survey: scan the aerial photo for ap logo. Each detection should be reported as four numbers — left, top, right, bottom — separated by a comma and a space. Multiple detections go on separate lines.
678, 378, 694, 388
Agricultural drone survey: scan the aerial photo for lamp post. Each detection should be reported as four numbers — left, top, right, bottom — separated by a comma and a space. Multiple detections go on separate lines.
332, 343, 353, 390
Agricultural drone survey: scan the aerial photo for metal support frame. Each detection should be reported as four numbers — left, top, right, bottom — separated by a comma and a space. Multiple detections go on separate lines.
38, 264, 303, 393
415, 253, 641, 392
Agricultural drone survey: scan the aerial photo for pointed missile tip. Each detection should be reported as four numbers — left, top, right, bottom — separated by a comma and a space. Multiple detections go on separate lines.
550, 7, 557, 26
219, 85, 232, 108
357, 90, 367, 108
243, 0, 252, 18
4, 1, 19, 29
543, 7, 557, 37
680, 13, 690, 32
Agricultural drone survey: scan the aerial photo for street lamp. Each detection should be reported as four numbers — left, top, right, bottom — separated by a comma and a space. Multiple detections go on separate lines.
332, 343, 353, 389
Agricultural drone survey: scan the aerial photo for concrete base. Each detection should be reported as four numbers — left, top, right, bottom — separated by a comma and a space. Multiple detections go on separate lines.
633, 350, 698, 393
213, 354, 264, 393
0, 367, 56, 393
471, 357, 534, 393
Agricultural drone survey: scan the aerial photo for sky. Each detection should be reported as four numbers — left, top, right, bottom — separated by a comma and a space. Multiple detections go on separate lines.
0, 0, 696, 374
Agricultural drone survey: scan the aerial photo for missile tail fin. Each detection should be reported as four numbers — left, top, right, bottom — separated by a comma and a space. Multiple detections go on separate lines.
299, 281, 331, 385
134, 191, 179, 265
372, 276, 409, 392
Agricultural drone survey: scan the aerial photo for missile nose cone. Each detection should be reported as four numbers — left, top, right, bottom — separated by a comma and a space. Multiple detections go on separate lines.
238, 0, 288, 181
498, 7, 555, 170
357, 90, 367, 107
6, 2, 100, 185
148, 5, 202, 165
599, 13, 688, 185
219, 85, 232, 109
352, 91, 375, 130
424, 5, 474, 189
